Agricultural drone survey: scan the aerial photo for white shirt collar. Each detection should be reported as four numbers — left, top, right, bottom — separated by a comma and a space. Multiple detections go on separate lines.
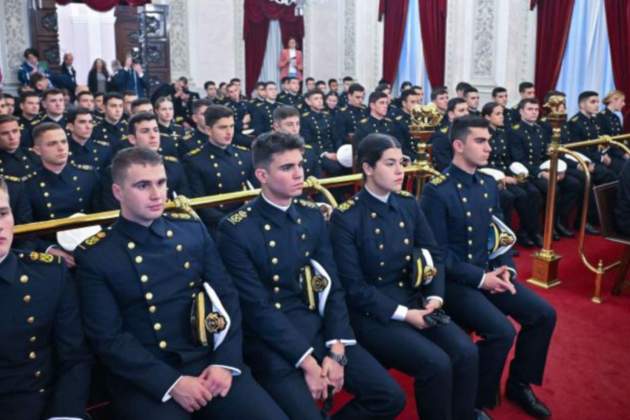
364, 185, 390, 204
262, 193, 291, 212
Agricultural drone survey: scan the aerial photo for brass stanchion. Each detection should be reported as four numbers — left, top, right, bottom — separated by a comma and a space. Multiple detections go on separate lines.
408, 103, 443, 197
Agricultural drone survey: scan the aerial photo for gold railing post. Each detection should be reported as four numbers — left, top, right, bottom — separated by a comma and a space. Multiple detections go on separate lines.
527, 115, 563, 289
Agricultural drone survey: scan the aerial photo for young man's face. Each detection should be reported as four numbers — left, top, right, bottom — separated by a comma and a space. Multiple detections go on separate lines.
255, 148, 304, 200
288, 79, 300, 94
0, 99, 7, 116
34, 128, 69, 166
448, 103, 470, 121
105, 98, 124, 122
520, 103, 539, 123
273, 116, 300, 136
43, 93, 65, 117
78, 94, 95, 111
363, 147, 405, 193
486, 105, 504, 128
466, 92, 480, 110
402, 94, 420, 114
306, 80, 315, 91
94, 96, 104, 112
206, 84, 217, 98
494, 91, 508, 106
21, 96, 41, 118
131, 103, 153, 116
0, 121, 21, 153
123, 94, 137, 115
348, 90, 365, 107
326, 95, 338, 110
35, 78, 49, 92
434, 93, 449, 112
329, 81, 339, 92
371, 98, 389, 118
522, 87, 536, 99
192, 105, 208, 131
207, 116, 235, 148
227, 85, 240, 102
4, 98, 15, 116
156, 101, 174, 124
265, 85, 278, 101
0, 189, 14, 259
256, 86, 267, 99
454, 127, 492, 167
306, 94, 324, 112
68, 113, 94, 141
113, 163, 167, 226
129, 119, 161, 151
581, 96, 600, 116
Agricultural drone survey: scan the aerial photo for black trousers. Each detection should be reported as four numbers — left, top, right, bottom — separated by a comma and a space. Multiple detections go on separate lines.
0, 391, 48, 420
350, 313, 479, 420
108, 360, 287, 420
445, 281, 556, 409
531, 174, 581, 225
256, 344, 406, 420
499, 182, 542, 236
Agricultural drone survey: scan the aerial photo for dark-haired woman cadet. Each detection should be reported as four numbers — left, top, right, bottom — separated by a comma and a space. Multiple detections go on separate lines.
330, 133, 481, 420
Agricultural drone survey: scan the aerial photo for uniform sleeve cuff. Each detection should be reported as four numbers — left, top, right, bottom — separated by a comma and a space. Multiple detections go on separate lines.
391, 305, 409, 321
325, 339, 357, 347
162, 375, 183, 402
295, 347, 314, 368
426, 296, 444, 306
507, 267, 517, 280
478, 273, 486, 289
210, 365, 242, 376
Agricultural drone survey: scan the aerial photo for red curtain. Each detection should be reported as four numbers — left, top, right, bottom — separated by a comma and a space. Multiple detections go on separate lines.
378, 0, 408, 84
243, 0, 304, 95
533, 0, 575, 102
418, 0, 447, 88
55, 0, 149, 12
605, 0, 630, 132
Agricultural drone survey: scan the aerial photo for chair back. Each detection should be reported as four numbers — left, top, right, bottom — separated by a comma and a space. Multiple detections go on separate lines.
593, 181, 620, 239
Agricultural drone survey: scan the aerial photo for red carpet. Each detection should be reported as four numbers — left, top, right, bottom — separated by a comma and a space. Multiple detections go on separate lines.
333, 235, 630, 419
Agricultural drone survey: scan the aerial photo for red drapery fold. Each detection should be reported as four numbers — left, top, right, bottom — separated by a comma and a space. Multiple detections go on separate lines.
379, 0, 408, 84
605, 0, 630, 132
55, 0, 149, 12
418, 0, 447, 88
533, 0, 575, 103
243, 0, 304, 95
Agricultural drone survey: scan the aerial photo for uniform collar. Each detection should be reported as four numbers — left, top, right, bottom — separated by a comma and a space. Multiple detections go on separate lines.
41, 163, 74, 182
359, 187, 399, 215
447, 163, 481, 187
115, 216, 167, 244
0, 252, 18, 284
254, 196, 301, 226
205, 141, 235, 156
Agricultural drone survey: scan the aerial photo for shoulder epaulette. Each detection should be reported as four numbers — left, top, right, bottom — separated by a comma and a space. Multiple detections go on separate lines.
302, 112, 310, 117
255, 102, 264, 107
164, 211, 193, 221
234, 145, 249, 151
359, 118, 368, 124
512, 124, 520, 130
429, 174, 447, 186
337, 198, 356, 212
71, 162, 95, 171
296, 199, 319, 209
29, 118, 41, 126
571, 116, 579, 122
94, 139, 110, 147
540, 117, 547, 123
78, 230, 107, 249
183, 132, 193, 140
395, 190, 414, 198
340, 106, 348, 112
186, 147, 203, 157
2, 174, 28, 183
21, 251, 61, 264
440, 126, 449, 134
163, 155, 179, 162
384, 117, 392, 122
395, 115, 403, 121
304, 144, 313, 149
227, 209, 248, 225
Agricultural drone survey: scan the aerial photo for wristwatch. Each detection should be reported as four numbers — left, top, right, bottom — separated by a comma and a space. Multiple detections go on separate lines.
328, 351, 348, 367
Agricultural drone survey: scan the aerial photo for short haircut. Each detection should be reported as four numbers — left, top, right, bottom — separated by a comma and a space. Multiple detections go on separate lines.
178, 76, 188, 84
315, 80, 326, 87
104, 92, 124, 105
131, 98, 152, 111
305, 77, 315, 83
67, 107, 94, 123
375, 83, 391, 93
204, 105, 234, 128
42, 88, 63, 101
19, 91, 41, 104
273, 105, 300, 122
3, 93, 15, 101
280, 76, 289, 85
447, 97, 467, 113
32, 122, 64, 145
94, 92, 105, 100
492, 87, 507, 97
518, 97, 539, 110
23, 48, 39, 59
481, 101, 501, 117
128, 112, 157, 135
230, 77, 241, 84
192, 98, 212, 115
154, 96, 172, 109
450, 116, 489, 144
400, 81, 413, 91
348, 83, 365, 95
518, 81, 534, 93
264, 81, 277, 89
368, 91, 388, 104
578, 90, 598, 104
357, 133, 401, 173
328, 79, 337, 85
342, 76, 353, 82
304, 89, 324, 100
603, 89, 625, 105
123, 90, 137, 98
400, 88, 420, 103
431, 86, 448, 101
0, 115, 19, 126
255, 82, 266, 89
463, 86, 479, 97
111, 146, 163, 185
252, 131, 305, 169
204, 80, 216, 89
456, 82, 472, 92
76, 91, 94, 101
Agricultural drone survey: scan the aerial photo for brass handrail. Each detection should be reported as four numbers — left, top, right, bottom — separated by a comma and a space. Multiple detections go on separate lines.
13, 164, 429, 236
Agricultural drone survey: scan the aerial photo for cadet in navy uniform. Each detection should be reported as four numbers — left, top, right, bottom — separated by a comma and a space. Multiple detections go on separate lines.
422, 116, 556, 418
179, 99, 213, 155
75, 148, 285, 419
224, 82, 254, 149
392, 89, 422, 161
353, 91, 396, 148
252, 81, 279, 135
431, 98, 469, 171
273, 105, 321, 178
330, 133, 480, 420
508, 98, 581, 238
156, 96, 188, 157
0, 178, 92, 420
491, 87, 514, 129
597, 90, 627, 173
17, 92, 42, 147
184, 105, 256, 232
217, 132, 405, 420
0, 115, 39, 179
482, 102, 543, 248
277, 76, 303, 108
67, 107, 112, 172
333, 83, 367, 148
92, 93, 128, 152
99, 113, 191, 210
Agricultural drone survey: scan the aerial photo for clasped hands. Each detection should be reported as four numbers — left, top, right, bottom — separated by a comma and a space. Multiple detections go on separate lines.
170, 365, 233, 413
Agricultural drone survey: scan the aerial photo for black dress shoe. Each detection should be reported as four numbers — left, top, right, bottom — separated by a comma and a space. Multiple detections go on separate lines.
533, 233, 544, 248
584, 223, 600, 235
506, 380, 551, 418
554, 222, 574, 238
475, 408, 493, 420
